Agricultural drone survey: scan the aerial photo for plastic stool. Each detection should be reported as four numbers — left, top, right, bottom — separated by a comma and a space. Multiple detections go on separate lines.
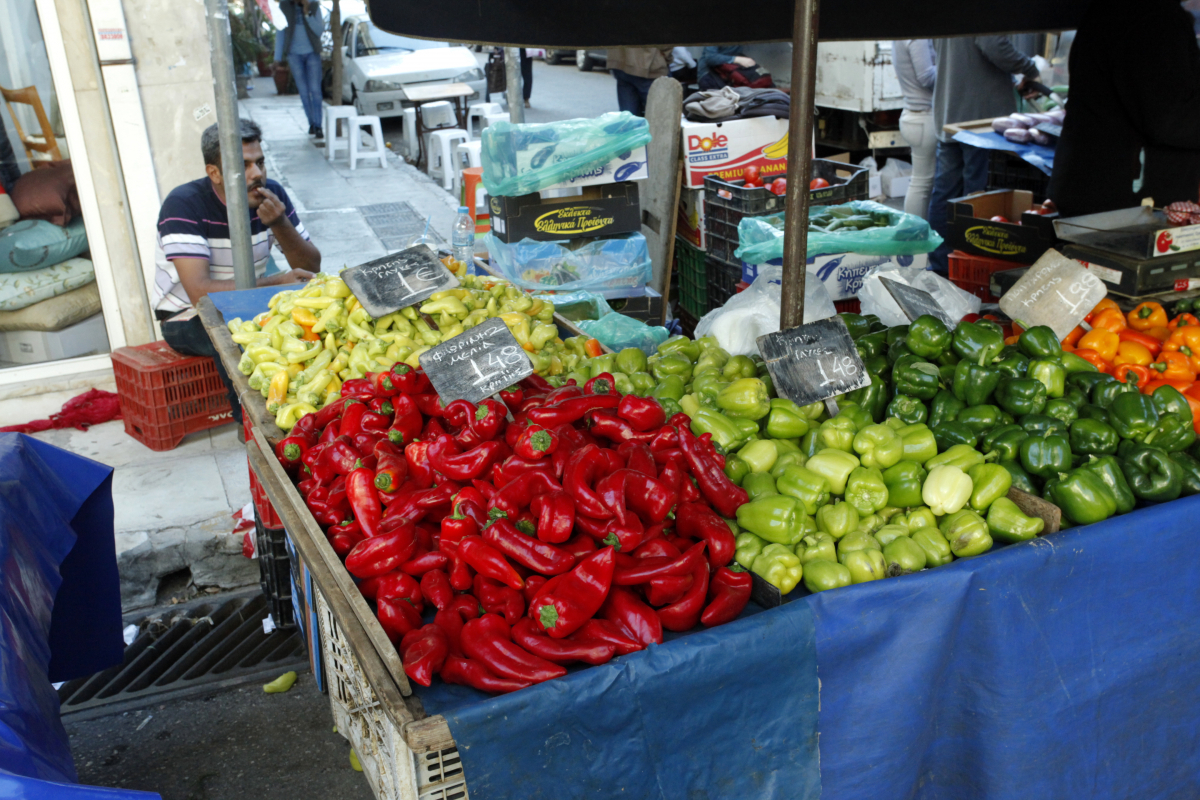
402, 107, 418, 157
467, 102, 503, 138
456, 139, 482, 170
484, 112, 509, 131
461, 167, 490, 236
428, 128, 469, 190
419, 100, 456, 130
323, 105, 357, 160
349, 115, 388, 170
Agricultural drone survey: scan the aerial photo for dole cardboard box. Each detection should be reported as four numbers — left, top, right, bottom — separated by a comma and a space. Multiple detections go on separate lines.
742, 252, 929, 301
946, 189, 1058, 264
489, 181, 641, 244
681, 116, 790, 189
676, 188, 706, 250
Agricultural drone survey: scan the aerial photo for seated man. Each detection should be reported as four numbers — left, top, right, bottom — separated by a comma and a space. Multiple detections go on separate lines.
153, 118, 319, 425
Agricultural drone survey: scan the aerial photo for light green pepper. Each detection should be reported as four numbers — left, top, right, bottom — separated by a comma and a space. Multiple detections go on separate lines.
898, 423, 939, 465
940, 509, 993, 557
735, 495, 806, 545
926, 444, 988, 472
803, 559, 853, 593
734, 531, 766, 569
841, 548, 887, 583
985, 496, 1044, 542
967, 463, 1012, 512
873, 524, 910, 547
742, 472, 779, 501
751, 544, 804, 594
911, 526, 954, 566
805, 449, 861, 495
776, 465, 832, 515
795, 532, 838, 564
845, 466, 889, 516
815, 501, 859, 540
922, 464, 974, 516
883, 536, 928, 576
853, 423, 905, 470
766, 398, 812, 439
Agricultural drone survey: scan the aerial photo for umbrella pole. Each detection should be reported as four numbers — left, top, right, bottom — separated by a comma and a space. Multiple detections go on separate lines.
779, 0, 822, 329
204, 0, 257, 291
505, 48, 526, 123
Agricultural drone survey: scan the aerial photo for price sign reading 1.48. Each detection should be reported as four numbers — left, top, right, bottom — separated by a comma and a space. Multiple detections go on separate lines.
756, 316, 871, 408
419, 317, 534, 404
999, 249, 1108, 340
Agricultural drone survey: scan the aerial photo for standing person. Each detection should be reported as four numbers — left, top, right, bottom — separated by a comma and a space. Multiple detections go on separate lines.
153, 119, 320, 424
892, 40, 938, 219
926, 37, 1040, 273
277, 0, 325, 139
669, 47, 697, 85
1049, 0, 1200, 216
697, 46, 756, 90
520, 48, 533, 109
607, 48, 673, 117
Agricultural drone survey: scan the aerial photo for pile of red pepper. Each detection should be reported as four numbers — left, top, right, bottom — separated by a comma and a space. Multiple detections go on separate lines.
274, 364, 754, 694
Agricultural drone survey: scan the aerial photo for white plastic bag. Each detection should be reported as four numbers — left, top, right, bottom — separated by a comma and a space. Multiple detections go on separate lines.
695, 264, 837, 356
858, 263, 981, 328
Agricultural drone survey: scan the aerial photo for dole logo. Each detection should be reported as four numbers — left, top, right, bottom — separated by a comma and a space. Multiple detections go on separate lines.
688, 133, 728, 153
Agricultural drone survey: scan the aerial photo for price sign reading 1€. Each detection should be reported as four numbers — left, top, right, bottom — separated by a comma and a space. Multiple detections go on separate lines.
999, 249, 1108, 340
756, 316, 871, 407
419, 317, 534, 404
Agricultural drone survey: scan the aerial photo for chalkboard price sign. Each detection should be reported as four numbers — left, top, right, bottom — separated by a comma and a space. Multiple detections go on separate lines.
756, 316, 871, 407
419, 317, 534, 404
999, 249, 1107, 340
879, 276, 958, 328
341, 245, 459, 319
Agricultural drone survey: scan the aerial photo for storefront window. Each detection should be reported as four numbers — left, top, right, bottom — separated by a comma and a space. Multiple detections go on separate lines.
0, 0, 111, 370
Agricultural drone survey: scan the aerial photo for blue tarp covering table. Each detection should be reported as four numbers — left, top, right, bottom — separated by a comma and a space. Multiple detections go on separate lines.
951, 129, 1055, 176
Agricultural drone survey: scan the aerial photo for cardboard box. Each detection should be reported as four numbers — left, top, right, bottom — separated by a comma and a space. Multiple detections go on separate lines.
741, 253, 928, 301
489, 182, 641, 243
540, 145, 649, 191
607, 286, 663, 323
681, 116, 791, 189
884, 175, 911, 199
946, 189, 1058, 264
0, 313, 107, 364
676, 188, 707, 251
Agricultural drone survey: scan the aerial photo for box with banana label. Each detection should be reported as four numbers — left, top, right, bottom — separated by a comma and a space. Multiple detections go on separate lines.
680, 116, 791, 189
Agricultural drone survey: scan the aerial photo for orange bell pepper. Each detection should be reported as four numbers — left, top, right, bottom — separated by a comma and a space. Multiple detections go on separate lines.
1004, 335, 1020, 346
1076, 329, 1120, 362
1090, 307, 1127, 333
1128, 302, 1169, 331
1071, 349, 1112, 374
583, 338, 604, 358
1146, 326, 1172, 342
1169, 312, 1200, 331
1112, 340, 1154, 367
1084, 298, 1120, 325
1149, 350, 1197, 382
1117, 328, 1163, 357
1163, 326, 1200, 371
1145, 378, 1196, 395
1112, 364, 1153, 391
1061, 326, 1085, 348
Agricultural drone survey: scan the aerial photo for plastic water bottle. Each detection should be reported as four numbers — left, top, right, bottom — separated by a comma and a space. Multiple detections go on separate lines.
452, 206, 475, 267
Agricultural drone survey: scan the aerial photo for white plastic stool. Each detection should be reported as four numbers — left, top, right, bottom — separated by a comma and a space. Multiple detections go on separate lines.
467, 102, 503, 138
402, 107, 418, 157
348, 115, 388, 170
484, 112, 510, 131
456, 140, 482, 170
419, 100, 456, 130
323, 105, 357, 160
428, 128, 469, 190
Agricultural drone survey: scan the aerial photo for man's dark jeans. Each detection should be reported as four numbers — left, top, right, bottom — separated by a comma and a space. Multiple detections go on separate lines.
612, 69, 655, 117
926, 139, 990, 274
157, 311, 243, 426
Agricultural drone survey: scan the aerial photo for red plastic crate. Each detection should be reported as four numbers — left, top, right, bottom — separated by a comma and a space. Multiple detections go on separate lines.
834, 299, 861, 314
111, 341, 233, 451
244, 416, 285, 529
948, 250, 1027, 303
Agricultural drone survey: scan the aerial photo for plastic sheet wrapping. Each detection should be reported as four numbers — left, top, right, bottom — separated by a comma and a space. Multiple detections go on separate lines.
858, 262, 981, 327
737, 201, 944, 265
0, 435, 123, 786
485, 233, 652, 295
577, 314, 669, 354
695, 264, 837, 355
481, 113, 652, 197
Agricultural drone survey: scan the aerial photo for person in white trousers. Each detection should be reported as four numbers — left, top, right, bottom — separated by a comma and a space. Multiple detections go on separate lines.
892, 40, 938, 219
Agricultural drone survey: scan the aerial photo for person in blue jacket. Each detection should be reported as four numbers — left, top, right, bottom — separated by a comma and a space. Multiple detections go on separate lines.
276, 0, 326, 139
698, 46, 757, 90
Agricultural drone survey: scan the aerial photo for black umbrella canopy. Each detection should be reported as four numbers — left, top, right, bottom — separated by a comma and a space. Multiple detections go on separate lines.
366, 0, 1088, 45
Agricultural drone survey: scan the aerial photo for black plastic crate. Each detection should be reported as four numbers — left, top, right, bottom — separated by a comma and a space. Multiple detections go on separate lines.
706, 255, 742, 311
677, 306, 699, 338
254, 516, 295, 630
986, 150, 1051, 204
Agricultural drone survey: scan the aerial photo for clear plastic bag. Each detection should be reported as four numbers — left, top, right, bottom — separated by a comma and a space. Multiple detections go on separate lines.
736, 200, 944, 265
486, 232, 652, 294
531, 290, 613, 321
694, 264, 837, 356
481, 112, 652, 197
858, 262, 981, 327
579, 313, 669, 355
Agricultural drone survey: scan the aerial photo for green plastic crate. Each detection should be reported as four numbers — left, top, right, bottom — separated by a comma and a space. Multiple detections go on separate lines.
674, 238, 708, 318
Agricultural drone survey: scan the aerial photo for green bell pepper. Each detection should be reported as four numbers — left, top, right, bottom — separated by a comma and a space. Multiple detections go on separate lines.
940, 509, 993, 557
956, 405, 1004, 436
1109, 393, 1160, 442
898, 423, 939, 465
769, 452, 807, 479
692, 372, 729, 405
838, 404, 874, 432
651, 353, 693, 384
1069, 418, 1119, 456
841, 548, 888, 583
929, 390, 966, 429
799, 430, 823, 459
911, 526, 954, 566
1080, 455, 1136, 514
817, 416, 858, 453
1019, 431, 1072, 479
855, 330, 888, 360
888, 340, 914, 365
1000, 460, 1038, 494
589, 353, 619, 378
1151, 385, 1194, 421
816, 500, 860, 540
846, 374, 888, 423
864, 314, 887, 332
776, 465, 832, 515
1060, 386, 1088, 410
724, 456, 750, 486
659, 397, 683, 419
691, 408, 746, 451
796, 532, 838, 565
616, 347, 648, 375
906, 315, 953, 359
883, 536, 928, 576
1077, 403, 1111, 424
751, 544, 804, 594
1048, 467, 1119, 524
952, 361, 1002, 406
738, 439, 779, 474
651, 374, 686, 402
840, 312, 872, 340
923, 464, 974, 515
837, 529, 883, 556
894, 360, 942, 400
1019, 413, 1069, 436
1028, 359, 1066, 398
765, 398, 810, 439
1169, 451, 1200, 496
1145, 413, 1196, 454
805, 449, 861, 495
899, 506, 938, 531
985, 497, 1044, 542
1068, 370, 1114, 396
734, 531, 767, 569
722, 354, 758, 381
995, 377, 1048, 416
981, 424, 1029, 463
1059, 351, 1099, 375
887, 394, 929, 426
716, 378, 771, 420
994, 348, 1031, 379
629, 372, 656, 396
882, 461, 928, 508
742, 471, 779, 501
1120, 444, 1183, 503
1043, 398, 1079, 426
845, 466, 889, 516
852, 423, 905, 470
967, 462, 1012, 512
1017, 325, 1062, 360
658, 335, 700, 362
926, 443, 987, 472
863, 355, 891, 379
803, 559, 853, 592
1092, 377, 1138, 409
952, 321, 1005, 365
933, 421, 980, 451
736, 495, 806, 545
873, 523, 909, 546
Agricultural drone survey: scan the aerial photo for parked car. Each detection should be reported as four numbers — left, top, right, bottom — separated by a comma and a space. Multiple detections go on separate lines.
338, 15, 486, 117
542, 49, 607, 71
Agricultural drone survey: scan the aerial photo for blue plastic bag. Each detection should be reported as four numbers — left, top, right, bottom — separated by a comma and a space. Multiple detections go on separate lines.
736, 201, 943, 265
485, 233, 652, 295
578, 313, 669, 355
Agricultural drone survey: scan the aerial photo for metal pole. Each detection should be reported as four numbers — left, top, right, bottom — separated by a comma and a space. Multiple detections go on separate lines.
505, 47, 525, 124
779, 0, 822, 329
205, 0, 256, 291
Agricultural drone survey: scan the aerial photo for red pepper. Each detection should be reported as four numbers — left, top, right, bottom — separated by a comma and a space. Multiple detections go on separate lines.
528, 393, 620, 427
520, 373, 557, 395
617, 395, 666, 432
560, 533, 598, 564
441, 654, 530, 694
382, 484, 459, 529
350, 433, 382, 469
361, 411, 391, 435
388, 394, 424, 446
513, 424, 560, 461
448, 548, 474, 591
429, 435, 505, 482
443, 399, 476, 430
399, 624, 449, 686
600, 586, 664, 646
568, 619, 642, 656
458, 535, 524, 589
420, 569, 454, 611
613, 541, 706, 585
657, 558, 710, 632
659, 455, 702, 504
522, 575, 548, 604
318, 421, 341, 445
574, 510, 646, 553
322, 436, 364, 476
413, 393, 445, 418
489, 470, 562, 519
649, 426, 680, 452
597, 469, 675, 525
307, 488, 347, 527
694, 432, 725, 467
368, 397, 394, 417
584, 372, 619, 395
339, 378, 372, 397
499, 384, 524, 414
441, 502, 480, 545
645, 573, 693, 607
701, 566, 752, 626
422, 417, 448, 441
390, 363, 432, 396
470, 399, 507, 443
483, 518, 575, 575
346, 467, 383, 538
367, 369, 400, 398
529, 490, 575, 544
275, 433, 312, 473
399, 550, 450, 576
675, 502, 736, 568
435, 609, 466, 656
491, 453, 556, 487
345, 524, 417, 578
587, 411, 658, 445
376, 570, 424, 612
511, 618, 616, 666
505, 414, 533, 448
678, 426, 747, 518
373, 441, 408, 494
339, 400, 369, 437
528, 546, 615, 638
513, 510, 538, 537
326, 520, 365, 558
473, 574, 525, 625
404, 442, 435, 489
563, 444, 615, 519
617, 442, 657, 478
378, 594, 424, 642
461, 614, 567, 683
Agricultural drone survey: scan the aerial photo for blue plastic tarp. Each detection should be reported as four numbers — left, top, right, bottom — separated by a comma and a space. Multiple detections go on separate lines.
207, 286, 281, 326
0, 772, 158, 800
951, 129, 1055, 175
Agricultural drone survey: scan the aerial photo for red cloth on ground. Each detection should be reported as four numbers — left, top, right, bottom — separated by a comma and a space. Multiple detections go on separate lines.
0, 388, 122, 434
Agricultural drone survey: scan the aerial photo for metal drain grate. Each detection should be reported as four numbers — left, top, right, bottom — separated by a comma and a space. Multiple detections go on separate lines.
58, 590, 307, 721
360, 201, 445, 252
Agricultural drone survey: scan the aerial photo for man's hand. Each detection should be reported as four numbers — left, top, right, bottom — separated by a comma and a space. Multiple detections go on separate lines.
733, 56, 756, 68
1015, 78, 1041, 101
254, 185, 288, 228
264, 269, 316, 286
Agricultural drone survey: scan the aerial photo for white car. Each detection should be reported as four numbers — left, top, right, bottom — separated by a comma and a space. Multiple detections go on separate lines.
339, 16, 486, 117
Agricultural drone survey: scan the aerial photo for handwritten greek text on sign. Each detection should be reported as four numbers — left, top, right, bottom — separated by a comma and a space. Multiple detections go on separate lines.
419, 317, 534, 404
999, 249, 1106, 340
341, 246, 459, 319
757, 316, 870, 407
879, 276, 958, 328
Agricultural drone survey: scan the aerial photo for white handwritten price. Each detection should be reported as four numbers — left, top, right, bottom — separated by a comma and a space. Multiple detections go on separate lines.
816, 355, 858, 387
471, 345, 524, 386
1055, 270, 1103, 317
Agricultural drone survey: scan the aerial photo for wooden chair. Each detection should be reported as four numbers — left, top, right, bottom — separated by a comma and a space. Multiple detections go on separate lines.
1, 85, 63, 167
